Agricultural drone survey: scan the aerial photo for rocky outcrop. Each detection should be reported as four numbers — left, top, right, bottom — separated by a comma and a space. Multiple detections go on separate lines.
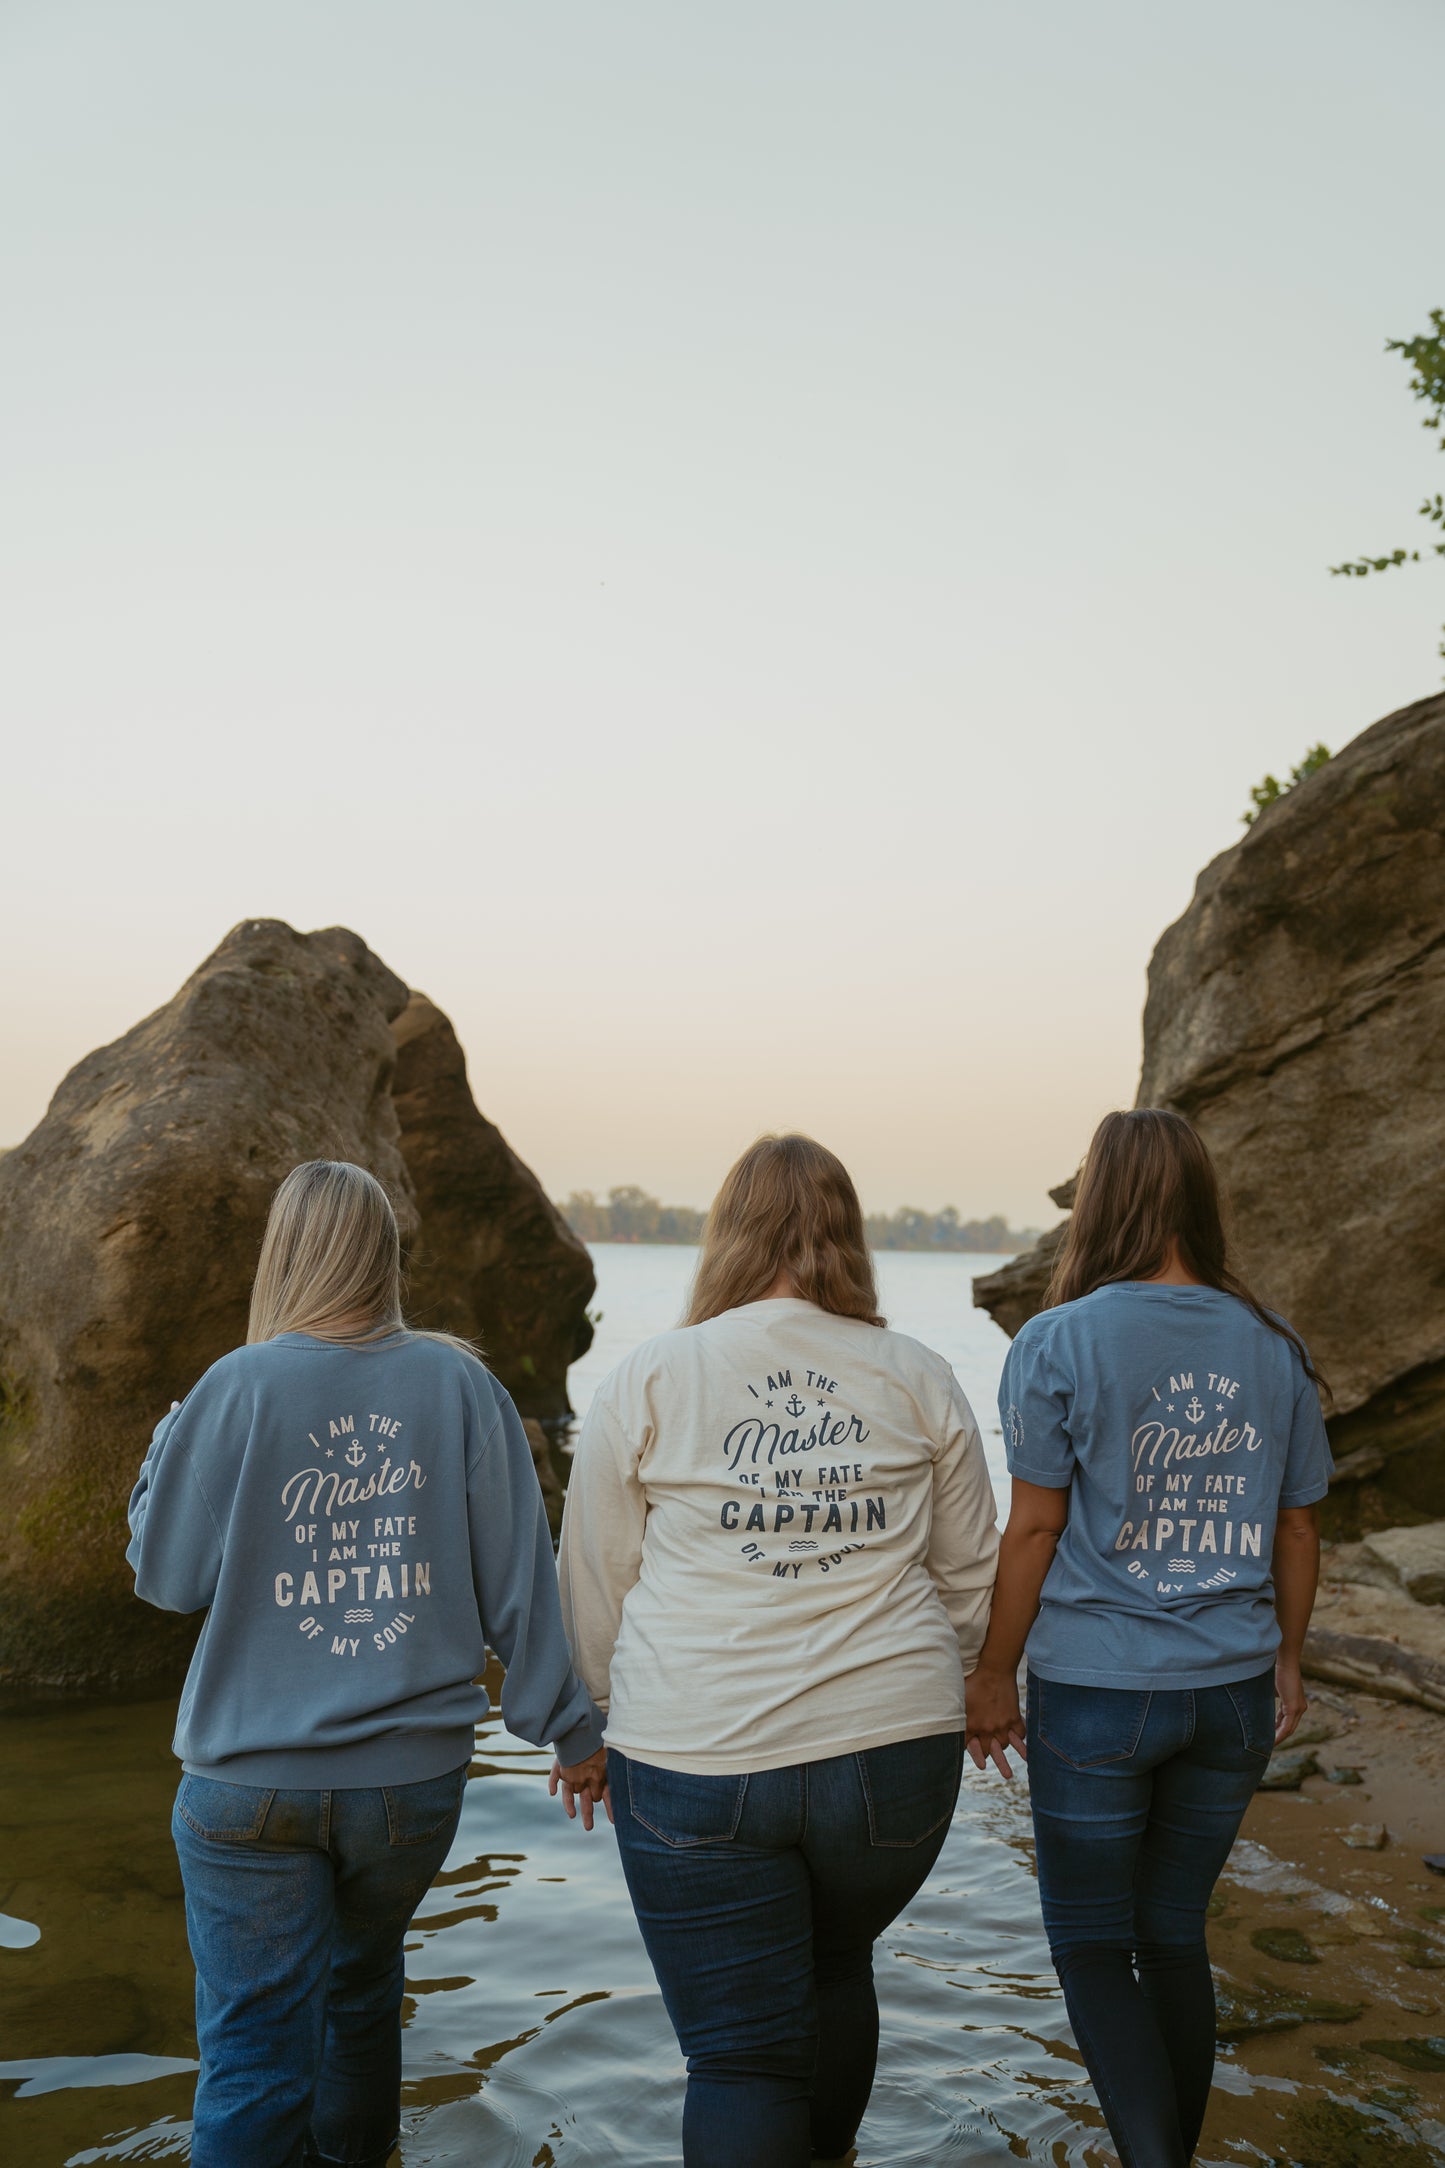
0, 921, 416, 1686
0, 927, 594, 1688
975, 692, 1445, 1524
391, 992, 594, 1424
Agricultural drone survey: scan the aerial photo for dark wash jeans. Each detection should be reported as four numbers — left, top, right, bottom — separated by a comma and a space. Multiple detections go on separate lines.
608, 1732, 963, 2168
172, 1765, 468, 2168
1027, 1668, 1274, 2168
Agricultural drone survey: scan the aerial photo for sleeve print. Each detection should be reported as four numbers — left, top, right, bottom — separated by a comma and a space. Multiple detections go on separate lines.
999, 1325, 1075, 1489
1280, 1361, 1333, 1509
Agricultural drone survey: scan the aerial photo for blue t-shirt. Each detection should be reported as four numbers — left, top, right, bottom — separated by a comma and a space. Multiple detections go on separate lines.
1000, 1282, 1332, 1690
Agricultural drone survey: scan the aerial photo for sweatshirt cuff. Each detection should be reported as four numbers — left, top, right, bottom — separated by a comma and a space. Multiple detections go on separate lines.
554, 1704, 606, 1766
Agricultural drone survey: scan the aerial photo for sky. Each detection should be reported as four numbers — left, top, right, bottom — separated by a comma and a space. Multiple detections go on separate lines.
2, 0, 1442, 1224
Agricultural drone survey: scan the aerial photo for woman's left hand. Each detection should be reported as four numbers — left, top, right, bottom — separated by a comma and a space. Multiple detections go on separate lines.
1275, 1656, 1308, 1744
549, 1748, 613, 1829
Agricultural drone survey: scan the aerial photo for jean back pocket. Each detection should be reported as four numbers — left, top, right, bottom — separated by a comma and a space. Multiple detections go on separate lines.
175, 1776, 276, 1843
624, 1760, 748, 1848
1034, 1677, 1152, 1768
383, 1765, 469, 1847
856, 1732, 963, 1848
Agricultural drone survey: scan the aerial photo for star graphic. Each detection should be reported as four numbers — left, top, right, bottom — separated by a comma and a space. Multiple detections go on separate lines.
818, 1398, 827, 1408
325, 1448, 335, 1460
1167, 1403, 1176, 1413
766, 1399, 773, 1408
1215, 1402, 1225, 1412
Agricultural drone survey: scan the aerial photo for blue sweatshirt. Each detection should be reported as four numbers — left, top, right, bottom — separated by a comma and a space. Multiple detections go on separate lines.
126, 1330, 603, 1786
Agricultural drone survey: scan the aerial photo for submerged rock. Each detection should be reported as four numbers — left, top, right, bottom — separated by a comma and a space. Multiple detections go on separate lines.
0, 921, 415, 1688
1341, 1823, 1390, 1851
390, 993, 594, 1424
974, 691, 1445, 1520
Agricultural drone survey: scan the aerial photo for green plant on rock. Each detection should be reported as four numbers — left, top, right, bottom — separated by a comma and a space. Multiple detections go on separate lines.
1331, 307, 1445, 676
1243, 743, 1331, 826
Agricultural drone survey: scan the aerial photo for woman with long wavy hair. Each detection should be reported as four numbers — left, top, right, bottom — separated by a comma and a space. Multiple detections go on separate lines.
965, 1109, 1331, 2168
556, 1132, 1000, 2168
127, 1160, 606, 2168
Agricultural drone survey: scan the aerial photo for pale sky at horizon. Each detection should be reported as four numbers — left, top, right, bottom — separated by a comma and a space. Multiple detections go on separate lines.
3, 0, 1442, 1224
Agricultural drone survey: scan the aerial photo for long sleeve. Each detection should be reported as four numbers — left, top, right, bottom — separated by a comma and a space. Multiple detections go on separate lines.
924, 1374, 1001, 1674
126, 1404, 225, 1614
467, 1389, 603, 1764
557, 1393, 647, 1716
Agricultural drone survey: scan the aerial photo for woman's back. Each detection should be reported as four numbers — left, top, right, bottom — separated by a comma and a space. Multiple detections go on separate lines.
560, 1293, 999, 1773
1002, 1280, 1332, 1690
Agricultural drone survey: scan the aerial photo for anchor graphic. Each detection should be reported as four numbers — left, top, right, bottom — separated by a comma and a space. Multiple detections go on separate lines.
785, 1393, 807, 1418
344, 1440, 368, 1468
1184, 1395, 1205, 1425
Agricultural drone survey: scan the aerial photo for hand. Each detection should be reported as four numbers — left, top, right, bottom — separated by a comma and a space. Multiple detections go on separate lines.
1275, 1656, 1308, 1744
548, 1748, 613, 1829
965, 1662, 1027, 1778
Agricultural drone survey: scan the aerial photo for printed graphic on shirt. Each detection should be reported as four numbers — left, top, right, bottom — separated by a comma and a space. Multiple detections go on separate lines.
1115, 1366, 1265, 1600
1008, 1361, 1271, 1602
716, 1364, 887, 1580
272, 1409, 433, 1659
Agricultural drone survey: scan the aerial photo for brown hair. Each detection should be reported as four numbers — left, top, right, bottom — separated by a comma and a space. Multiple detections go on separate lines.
1047, 1109, 1320, 1384
683, 1134, 885, 1329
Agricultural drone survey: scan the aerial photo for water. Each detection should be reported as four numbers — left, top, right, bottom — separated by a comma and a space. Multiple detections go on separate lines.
3, 1251, 1439, 2163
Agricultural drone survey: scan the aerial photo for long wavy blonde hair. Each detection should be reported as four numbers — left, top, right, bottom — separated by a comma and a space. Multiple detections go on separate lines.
683, 1134, 885, 1329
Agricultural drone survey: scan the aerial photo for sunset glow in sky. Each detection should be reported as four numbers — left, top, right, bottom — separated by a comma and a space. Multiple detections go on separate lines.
3, 1, 1442, 1221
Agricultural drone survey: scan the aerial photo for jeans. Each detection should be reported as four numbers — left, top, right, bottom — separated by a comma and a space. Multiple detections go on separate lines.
608, 1731, 963, 2168
1026, 1668, 1274, 2168
172, 1764, 468, 2168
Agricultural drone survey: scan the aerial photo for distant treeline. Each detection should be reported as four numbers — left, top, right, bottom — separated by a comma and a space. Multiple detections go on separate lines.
865, 1207, 1039, 1253
559, 1186, 1037, 1254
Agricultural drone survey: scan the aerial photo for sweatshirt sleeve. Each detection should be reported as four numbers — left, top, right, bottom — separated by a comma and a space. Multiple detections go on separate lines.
557, 1393, 647, 1717
126, 1403, 226, 1614
467, 1387, 604, 1765
924, 1370, 1001, 1675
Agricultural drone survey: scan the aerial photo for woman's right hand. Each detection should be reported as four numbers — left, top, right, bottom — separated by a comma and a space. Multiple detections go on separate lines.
1274, 1655, 1308, 1744
965, 1662, 1026, 1778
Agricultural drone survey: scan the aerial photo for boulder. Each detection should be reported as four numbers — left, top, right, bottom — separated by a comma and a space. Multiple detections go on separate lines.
0, 920, 416, 1688
390, 993, 594, 1425
1362, 1522, 1445, 1606
975, 691, 1445, 1520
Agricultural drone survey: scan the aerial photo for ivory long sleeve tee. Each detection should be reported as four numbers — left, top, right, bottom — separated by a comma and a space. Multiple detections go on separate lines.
126, 1331, 603, 1786
558, 1297, 1000, 1775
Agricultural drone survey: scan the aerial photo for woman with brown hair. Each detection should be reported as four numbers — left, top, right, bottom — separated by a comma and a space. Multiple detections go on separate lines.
556, 1133, 1000, 2168
965, 1108, 1331, 2168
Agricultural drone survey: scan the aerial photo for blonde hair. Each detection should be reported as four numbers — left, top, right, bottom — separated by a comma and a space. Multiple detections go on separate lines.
683, 1134, 885, 1329
247, 1161, 406, 1345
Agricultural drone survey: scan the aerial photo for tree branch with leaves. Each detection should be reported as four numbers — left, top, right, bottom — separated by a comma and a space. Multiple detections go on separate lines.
1330, 308, 1445, 672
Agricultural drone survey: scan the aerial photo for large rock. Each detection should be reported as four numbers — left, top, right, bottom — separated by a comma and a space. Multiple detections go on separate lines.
0, 921, 416, 1687
390, 992, 594, 1424
975, 692, 1445, 1520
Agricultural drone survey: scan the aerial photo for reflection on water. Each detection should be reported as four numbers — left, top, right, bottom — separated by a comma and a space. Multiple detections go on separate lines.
3, 1252, 1443, 2161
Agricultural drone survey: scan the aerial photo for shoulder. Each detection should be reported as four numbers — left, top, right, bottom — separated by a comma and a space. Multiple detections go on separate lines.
865, 1322, 958, 1395
590, 1323, 699, 1412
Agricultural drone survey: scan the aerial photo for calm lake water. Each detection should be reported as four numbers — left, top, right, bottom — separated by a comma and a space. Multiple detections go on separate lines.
2, 1250, 1437, 2164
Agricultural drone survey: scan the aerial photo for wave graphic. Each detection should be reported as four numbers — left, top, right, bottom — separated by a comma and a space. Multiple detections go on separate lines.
343, 1608, 374, 1623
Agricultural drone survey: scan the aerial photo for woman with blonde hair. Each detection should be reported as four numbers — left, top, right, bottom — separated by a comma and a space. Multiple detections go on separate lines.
965, 1109, 1331, 2168
127, 1159, 606, 2168
556, 1133, 1000, 2167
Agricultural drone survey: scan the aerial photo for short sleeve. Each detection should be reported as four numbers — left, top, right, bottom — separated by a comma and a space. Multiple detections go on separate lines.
999, 1320, 1075, 1490
1280, 1361, 1332, 1509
